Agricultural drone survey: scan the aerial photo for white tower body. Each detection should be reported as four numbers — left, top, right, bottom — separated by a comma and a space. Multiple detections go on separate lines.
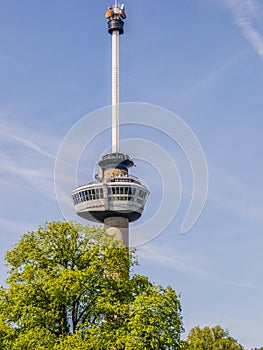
71, 3, 149, 247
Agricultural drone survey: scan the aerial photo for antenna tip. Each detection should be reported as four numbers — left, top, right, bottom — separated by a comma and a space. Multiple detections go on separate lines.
105, 2, 126, 23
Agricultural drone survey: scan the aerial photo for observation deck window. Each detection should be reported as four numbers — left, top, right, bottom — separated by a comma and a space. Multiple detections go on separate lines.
138, 189, 147, 199
72, 187, 104, 204
108, 186, 136, 201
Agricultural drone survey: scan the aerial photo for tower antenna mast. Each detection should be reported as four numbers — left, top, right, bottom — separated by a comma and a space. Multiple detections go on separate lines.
112, 9, 120, 153
106, 1, 126, 153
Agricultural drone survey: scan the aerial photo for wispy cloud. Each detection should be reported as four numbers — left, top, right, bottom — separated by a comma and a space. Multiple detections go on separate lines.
0, 152, 45, 178
208, 165, 263, 224
0, 153, 56, 201
0, 121, 56, 160
0, 117, 59, 201
2, 132, 56, 160
187, 51, 245, 94
220, 278, 263, 290
139, 242, 263, 290
225, 0, 263, 61
139, 243, 208, 275
0, 218, 35, 238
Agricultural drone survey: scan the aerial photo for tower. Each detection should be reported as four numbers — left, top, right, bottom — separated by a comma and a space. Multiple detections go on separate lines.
71, 2, 149, 247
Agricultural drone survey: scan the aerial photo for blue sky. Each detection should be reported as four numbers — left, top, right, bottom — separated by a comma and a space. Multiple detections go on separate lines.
1, 0, 263, 348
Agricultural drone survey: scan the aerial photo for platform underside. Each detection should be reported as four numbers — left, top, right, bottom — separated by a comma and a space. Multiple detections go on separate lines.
77, 209, 141, 223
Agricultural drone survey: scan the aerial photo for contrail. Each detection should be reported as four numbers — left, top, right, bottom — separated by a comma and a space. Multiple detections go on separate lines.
225, 0, 263, 61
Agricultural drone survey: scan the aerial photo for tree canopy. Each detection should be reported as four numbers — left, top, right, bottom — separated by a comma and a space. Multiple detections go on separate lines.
0, 221, 257, 349
184, 325, 244, 350
0, 222, 183, 349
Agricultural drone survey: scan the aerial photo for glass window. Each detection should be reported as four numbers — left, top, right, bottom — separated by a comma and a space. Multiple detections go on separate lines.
107, 185, 138, 201
137, 189, 146, 198
79, 191, 87, 202
72, 188, 104, 203
72, 194, 77, 205
137, 198, 144, 205
95, 188, 103, 199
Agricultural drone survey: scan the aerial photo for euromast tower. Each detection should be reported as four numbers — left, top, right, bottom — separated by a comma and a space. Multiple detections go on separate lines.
71, 2, 149, 247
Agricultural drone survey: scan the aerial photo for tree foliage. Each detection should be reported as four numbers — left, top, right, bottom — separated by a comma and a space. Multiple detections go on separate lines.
0, 222, 183, 349
185, 325, 244, 350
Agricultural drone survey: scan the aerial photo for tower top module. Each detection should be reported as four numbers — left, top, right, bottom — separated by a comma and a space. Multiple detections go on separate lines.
106, 2, 126, 35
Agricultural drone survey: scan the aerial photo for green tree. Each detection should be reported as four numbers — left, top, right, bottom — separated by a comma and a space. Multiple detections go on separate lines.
186, 325, 244, 350
179, 340, 190, 349
0, 222, 183, 349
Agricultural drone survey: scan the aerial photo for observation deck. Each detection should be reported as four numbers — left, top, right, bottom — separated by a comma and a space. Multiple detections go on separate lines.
71, 153, 149, 223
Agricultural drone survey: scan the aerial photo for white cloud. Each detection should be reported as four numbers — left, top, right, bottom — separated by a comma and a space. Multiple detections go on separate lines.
2, 132, 56, 160
221, 278, 263, 290
139, 243, 208, 276
0, 117, 60, 201
187, 51, 245, 94
0, 152, 45, 178
207, 165, 263, 224
0, 152, 56, 201
225, 0, 263, 61
0, 120, 57, 160
0, 218, 33, 235
139, 242, 263, 291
